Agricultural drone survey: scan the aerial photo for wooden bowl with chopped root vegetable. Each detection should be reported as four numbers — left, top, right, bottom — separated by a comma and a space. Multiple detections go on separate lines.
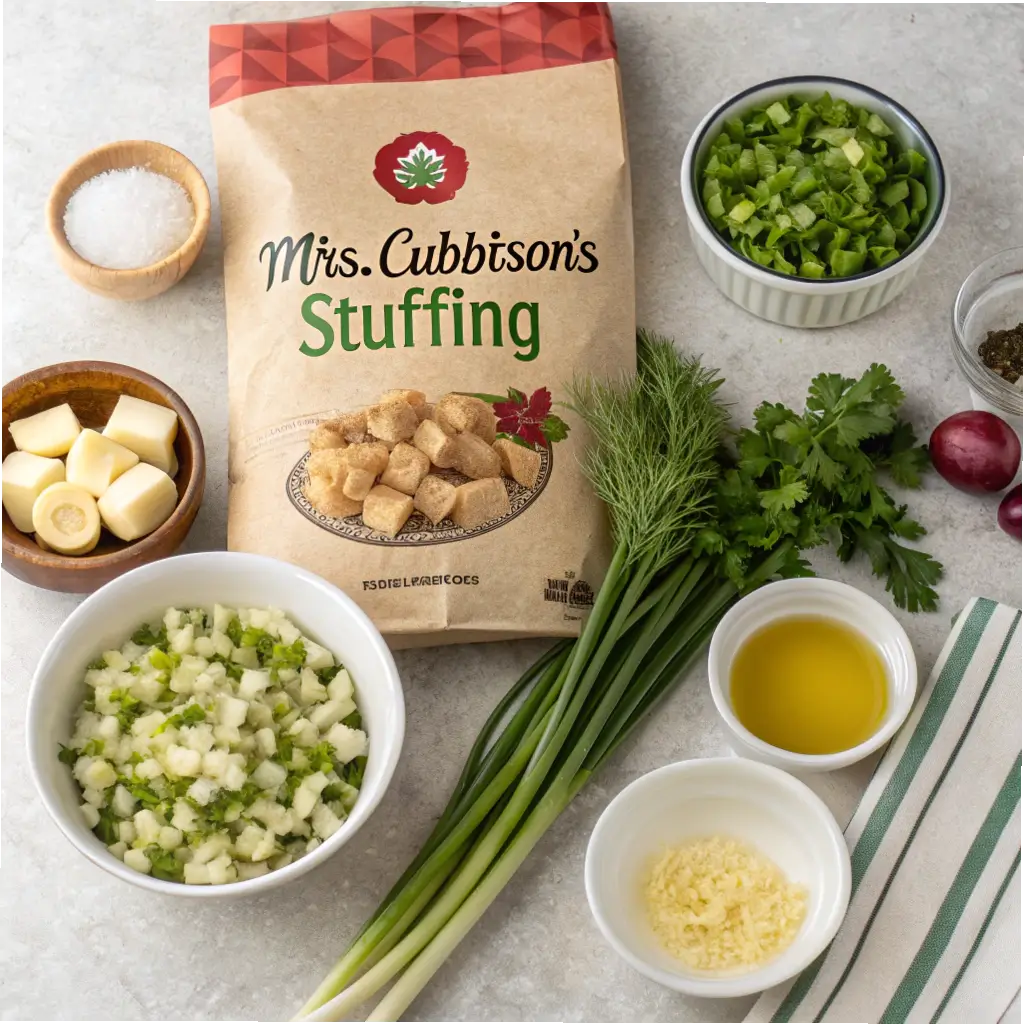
46, 140, 211, 300
2, 360, 205, 593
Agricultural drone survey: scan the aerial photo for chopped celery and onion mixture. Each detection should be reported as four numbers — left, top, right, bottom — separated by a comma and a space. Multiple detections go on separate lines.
60, 605, 367, 885
700, 91, 930, 278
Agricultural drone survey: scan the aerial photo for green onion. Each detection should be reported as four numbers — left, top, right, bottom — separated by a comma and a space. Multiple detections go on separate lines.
145, 844, 184, 881
108, 689, 142, 731
269, 638, 306, 671
225, 617, 244, 647
153, 702, 206, 734
296, 334, 730, 1020
131, 622, 167, 649
699, 91, 929, 278
95, 807, 119, 846
148, 648, 181, 672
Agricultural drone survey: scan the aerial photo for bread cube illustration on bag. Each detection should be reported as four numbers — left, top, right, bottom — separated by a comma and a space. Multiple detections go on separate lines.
413, 475, 457, 525
450, 479, 511, 530
362, 484, 414, 537
299, 386, 568, 542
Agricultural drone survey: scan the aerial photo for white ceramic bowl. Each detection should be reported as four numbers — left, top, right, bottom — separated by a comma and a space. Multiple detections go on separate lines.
708, 577, 916, 772
26, 551, 405, 897
585, 757, 851, 998
680, 75, 949, 327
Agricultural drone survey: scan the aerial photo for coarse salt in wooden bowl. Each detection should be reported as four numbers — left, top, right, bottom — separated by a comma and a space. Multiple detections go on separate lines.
2, 361, 205, 593
46, 140, 211, 301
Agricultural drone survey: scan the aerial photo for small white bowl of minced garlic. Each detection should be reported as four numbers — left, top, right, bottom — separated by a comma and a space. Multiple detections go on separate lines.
584, 757, 850, 998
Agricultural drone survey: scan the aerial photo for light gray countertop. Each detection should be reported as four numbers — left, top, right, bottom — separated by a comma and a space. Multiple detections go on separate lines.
2, 3, 1021, 1021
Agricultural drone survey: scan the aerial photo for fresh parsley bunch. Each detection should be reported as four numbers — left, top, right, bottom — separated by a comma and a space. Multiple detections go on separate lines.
697, 363, 942, 611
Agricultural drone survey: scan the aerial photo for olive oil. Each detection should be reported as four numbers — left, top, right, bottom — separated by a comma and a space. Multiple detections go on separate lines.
730, 616, 888, 755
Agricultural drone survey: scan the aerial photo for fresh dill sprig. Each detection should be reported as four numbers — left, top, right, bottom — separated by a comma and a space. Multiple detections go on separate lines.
566, 330, 728, 572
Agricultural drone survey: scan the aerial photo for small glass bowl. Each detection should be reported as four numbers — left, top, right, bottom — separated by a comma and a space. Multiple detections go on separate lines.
951, 248, 1023, 424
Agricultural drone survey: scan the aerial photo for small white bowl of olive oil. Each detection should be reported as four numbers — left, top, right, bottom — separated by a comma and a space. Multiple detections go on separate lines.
708, 578, 917, 773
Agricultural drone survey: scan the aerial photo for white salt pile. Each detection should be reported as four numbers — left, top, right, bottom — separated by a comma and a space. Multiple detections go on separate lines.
63, 167, 195, 270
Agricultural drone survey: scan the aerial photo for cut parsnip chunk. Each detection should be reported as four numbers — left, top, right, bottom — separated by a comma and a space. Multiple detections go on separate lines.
123, 848, 152, 875
8, 402, 81, 457
102, 395, 179, 475
31, 482, 101, 555
2, 451, 65, 532
65, 428, 139, 498
97, 463, 177, 541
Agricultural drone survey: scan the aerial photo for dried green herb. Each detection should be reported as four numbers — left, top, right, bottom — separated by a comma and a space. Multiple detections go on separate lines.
978, 322, 1022, 384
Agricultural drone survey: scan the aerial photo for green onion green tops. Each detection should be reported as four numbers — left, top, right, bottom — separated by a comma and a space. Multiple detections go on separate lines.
700, 92, 930, 279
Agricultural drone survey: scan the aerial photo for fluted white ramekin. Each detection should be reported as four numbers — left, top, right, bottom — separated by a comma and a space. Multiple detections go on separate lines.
680, 76, 949, 328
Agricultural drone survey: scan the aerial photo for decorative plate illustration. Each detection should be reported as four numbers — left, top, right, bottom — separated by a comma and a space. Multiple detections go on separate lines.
287, 447, 552, 547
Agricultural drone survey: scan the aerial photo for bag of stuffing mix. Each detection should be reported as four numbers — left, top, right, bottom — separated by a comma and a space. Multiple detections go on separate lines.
209, 1, 634, 647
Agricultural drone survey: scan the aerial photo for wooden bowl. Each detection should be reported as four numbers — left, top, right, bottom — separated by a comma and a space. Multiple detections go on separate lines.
2, 361, 205, 593
46, 141, 211, 301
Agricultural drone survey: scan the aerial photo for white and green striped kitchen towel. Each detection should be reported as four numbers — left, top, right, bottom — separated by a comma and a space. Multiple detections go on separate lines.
746, 596, 1021, 1024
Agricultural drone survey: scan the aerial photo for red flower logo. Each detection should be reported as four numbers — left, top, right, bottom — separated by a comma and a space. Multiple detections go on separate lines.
492, 387, 569, 449
373, 131, 468, 205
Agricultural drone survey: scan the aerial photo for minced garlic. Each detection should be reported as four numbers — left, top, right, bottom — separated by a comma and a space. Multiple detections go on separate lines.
645, 836, 807, 972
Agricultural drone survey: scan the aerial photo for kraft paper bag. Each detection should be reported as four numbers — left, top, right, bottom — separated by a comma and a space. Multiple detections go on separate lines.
209, 1, 635, 647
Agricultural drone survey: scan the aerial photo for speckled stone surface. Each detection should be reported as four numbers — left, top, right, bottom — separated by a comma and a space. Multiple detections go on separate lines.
2, 3, 1021, 1021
